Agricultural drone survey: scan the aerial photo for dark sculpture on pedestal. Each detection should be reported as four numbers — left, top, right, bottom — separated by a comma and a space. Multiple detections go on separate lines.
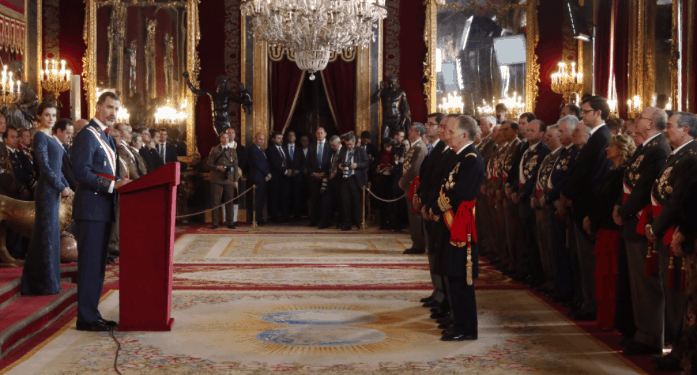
183, 72, 253, 135
371, 75, 411, 139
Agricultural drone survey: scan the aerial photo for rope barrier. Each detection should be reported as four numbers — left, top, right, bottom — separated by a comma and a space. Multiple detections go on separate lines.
175, 187, 253, 219
365, 187, 405, 203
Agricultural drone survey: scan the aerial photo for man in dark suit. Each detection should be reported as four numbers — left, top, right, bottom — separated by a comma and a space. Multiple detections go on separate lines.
360, 131, 378, 162
337, 134, 368, 230
284, 131, 305, 221
71, 91, 131, 332
266, 131, 290, 222
560, 95, 613, 321
323, 136, 344, 229
614, 107, 671, 356
431, 115, 484, 341
248, 132, 271, 224
53, 120, 78, 191
305, 127, 331, 226
157, 129, 179, 164
510, 119, 551, 287
140, 128, 163, 172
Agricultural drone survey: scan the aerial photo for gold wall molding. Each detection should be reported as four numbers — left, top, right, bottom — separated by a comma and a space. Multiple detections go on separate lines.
240, 13, 246, 145
355, 43, 371, 137
669, 0, 679, 109
83, 0, 201, 164
423, 0, 540, 113
252, 38, 268, 143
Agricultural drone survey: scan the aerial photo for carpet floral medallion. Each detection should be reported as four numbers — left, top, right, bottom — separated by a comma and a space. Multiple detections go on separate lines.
5, 290, 644, 375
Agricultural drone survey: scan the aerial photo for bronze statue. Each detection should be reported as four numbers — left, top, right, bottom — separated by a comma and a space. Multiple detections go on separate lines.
0, 196, 74, 267
183, 72, 253, 135
371, 75, 411, 139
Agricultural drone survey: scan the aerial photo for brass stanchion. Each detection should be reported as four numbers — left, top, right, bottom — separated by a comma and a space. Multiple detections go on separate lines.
250, 184, 259, 231
359, 185, 368, 233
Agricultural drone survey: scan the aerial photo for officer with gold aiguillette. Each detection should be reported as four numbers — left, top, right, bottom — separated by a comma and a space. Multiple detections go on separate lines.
430, 115, 484, 341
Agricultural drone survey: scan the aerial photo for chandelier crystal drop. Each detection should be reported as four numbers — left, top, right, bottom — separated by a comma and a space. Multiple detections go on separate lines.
241, 0, 387, 79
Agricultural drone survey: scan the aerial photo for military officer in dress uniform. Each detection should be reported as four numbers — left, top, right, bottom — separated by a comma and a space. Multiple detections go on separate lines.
613, 106, 671, 356
399, 123, 428, 254
129, 134, 148, 179
481, 126, 507, 267
531, 125, 563, 293
645, 112, 697, 368
510, 119, 551, 288
476, 116, 496, 257
497, 121, 522, 275
540, 116, 580, 304
208, 131, 241, 229
431, 115, 484, 341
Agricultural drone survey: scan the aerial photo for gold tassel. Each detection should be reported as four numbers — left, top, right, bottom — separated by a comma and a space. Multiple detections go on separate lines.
466, 233, 473, 286
645, 243, 653, 278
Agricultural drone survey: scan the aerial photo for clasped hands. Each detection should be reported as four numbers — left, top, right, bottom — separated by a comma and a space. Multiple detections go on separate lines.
265, 173, 272, 182
60, 187, 74, 198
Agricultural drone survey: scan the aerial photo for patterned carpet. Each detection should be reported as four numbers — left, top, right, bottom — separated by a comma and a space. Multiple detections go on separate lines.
4, 290, 644, 375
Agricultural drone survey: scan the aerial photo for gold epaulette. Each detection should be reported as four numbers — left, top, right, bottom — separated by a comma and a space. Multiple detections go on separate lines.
438, 187, 452, 212
465, 153, 476, 158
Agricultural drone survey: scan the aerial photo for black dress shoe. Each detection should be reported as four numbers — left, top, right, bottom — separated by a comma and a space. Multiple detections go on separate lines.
98, 319, 118, 328
622, 340, 662, 355
211, 224, 219, 229
430, 311, 449, 320
403, 248, 426, 254
309, 221, 318, 227
341, 225, 351, 231
438, 321, 454, 329
317, 223, 330, 229
572, 310, 597, 322
423, 300, 440, 308
227, 224, 236, 229
420, 296, 434, 303
441, 332, 477, 341
652, 355, 683, 371
76, 320, 111, 332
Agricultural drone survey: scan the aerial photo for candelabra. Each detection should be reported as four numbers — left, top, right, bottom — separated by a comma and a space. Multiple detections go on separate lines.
438, 92, 464, 114
0, 65, 21, 106
608, 99, 618, 119
550, 61, 583, 104
476, 99, 495, 117
627, 95, 642, 119
40, 59, 71, 99
500, 92, 525, 119
154, 104, 187, 127
116, 107, 130, 124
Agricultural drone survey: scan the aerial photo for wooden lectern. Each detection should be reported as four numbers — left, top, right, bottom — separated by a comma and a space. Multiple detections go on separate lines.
118, 162, 180, 331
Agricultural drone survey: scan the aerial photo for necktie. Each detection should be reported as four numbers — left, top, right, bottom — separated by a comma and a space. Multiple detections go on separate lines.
427, 143, 433, 155
318, 141, 324, 168
289, 145, 294, 161
346, 150, 354, 178
159, 144, 164, 160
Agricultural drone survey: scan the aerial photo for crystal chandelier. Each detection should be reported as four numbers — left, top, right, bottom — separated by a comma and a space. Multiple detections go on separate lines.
241, 0, 387, 80
550, 61, 583, 104
439, 92, 464, 114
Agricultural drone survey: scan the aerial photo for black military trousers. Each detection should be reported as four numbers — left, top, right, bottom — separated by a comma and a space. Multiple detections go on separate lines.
446, 276, 477, 334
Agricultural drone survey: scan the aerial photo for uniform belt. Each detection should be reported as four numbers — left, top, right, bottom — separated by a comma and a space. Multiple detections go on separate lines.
95, 173, 116, 181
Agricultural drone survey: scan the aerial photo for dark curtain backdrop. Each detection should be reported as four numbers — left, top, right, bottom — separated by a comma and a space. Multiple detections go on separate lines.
594, 0, 613, 99
613, 0, 630, 119
58, 0, 87, 119
535, 0, 565, 124
683, 0, 697, 112
321, 58, 356, 135
399, 0, 427, 122
269, 58, 305, 133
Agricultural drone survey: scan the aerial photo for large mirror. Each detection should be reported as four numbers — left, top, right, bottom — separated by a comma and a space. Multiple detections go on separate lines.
424, 0, 539, 115
649, 0, 680, 110
84, 0, 201, 164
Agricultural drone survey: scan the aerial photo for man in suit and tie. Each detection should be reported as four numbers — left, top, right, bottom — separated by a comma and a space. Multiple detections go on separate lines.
337, 134, 369, 231
248, 132, 271, 225
139, 128, 163, 172
208, 131, 240, 229
284, 131, 305, 221
399, 123, 428, 253
305, 127, 331, 226
157, 129, 179, 164
3, 127, 35, 259
129, 134, 148, 179
52, 120, 78, 191
72, 91, 131, 331
360, 131, 377, 162
266, 131, 291, 223
560, 95, 613, 322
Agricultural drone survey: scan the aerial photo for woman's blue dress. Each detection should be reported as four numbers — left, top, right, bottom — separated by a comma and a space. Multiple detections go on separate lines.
20, 131, 69, 295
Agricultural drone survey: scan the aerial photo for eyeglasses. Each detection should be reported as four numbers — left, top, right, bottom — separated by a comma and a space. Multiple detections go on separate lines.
636, 115, 654, 124
581, 109, 596, 115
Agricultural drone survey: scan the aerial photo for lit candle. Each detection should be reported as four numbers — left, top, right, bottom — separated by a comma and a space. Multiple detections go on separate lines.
15, 79, 20, 94
61, 59, 66, 71
9, 79, 13, 94
66, 69, 71, 81
45, 59, 49, 72
52, 59, 56, 72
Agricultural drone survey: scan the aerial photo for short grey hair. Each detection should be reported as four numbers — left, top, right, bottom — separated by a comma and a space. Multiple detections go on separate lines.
484, 116, 496, 127
412, 122, 426, 136
457, 115, 478, 141
558, 115, 579, 132
343, 133, 356, 143
547, 124, 559, 134
648, 107, 668, 131
329, 135, 341, 144
674, 112, 697, 138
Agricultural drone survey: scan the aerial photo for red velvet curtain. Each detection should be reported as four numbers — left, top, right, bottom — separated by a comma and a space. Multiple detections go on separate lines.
321, 58, 356, 134
682, 0, 697, 112
613, 0, 630, 119
270, 59, 305, 132
594, 0, 614, 98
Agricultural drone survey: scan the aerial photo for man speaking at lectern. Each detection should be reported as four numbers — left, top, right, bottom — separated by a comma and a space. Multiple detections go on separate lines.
71, 92, 131, 331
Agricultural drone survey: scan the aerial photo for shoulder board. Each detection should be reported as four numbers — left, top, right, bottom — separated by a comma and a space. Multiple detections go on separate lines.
465, 153, 476, 158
